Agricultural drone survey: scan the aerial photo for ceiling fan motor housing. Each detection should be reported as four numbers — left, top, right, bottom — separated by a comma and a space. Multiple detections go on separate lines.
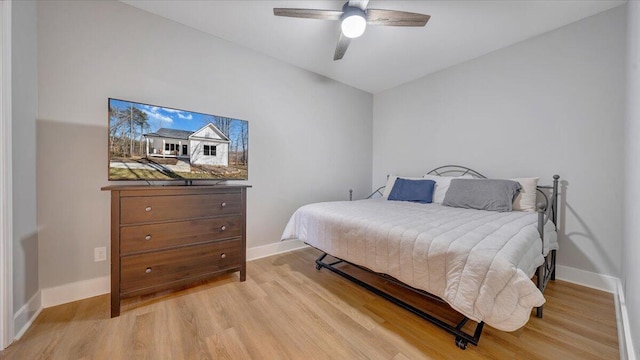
341, 6, 367, 38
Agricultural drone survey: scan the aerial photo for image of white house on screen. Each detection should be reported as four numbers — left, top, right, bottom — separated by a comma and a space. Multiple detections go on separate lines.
144, 123, 230, 166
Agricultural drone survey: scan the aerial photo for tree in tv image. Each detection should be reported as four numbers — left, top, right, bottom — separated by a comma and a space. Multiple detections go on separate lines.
108, 99, 248, 181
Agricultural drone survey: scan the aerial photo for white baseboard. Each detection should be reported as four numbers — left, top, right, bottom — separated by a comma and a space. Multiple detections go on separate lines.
247, 239, 308, 261
615, 279, 637, 360
13, 290, 41, 340
41, 276, 110, 308
555, 265, 618, 293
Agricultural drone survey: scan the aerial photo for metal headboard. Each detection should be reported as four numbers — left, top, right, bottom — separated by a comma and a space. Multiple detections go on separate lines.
426, 165, 486, 179
536, 174, 560, 229
366, 165, 487, 199
370, 165, 560, 229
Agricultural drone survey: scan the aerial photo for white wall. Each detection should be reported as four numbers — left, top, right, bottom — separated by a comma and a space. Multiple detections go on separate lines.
11, 0, 38, 331
37, 1, 372, 289
373, 6, 626, 277
624, 0, 640, 357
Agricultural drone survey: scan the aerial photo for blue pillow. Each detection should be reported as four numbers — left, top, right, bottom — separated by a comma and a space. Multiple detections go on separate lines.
388, 178, 436, 204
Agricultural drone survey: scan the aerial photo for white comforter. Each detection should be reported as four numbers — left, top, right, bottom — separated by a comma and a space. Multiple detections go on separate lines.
281, 199, 559, 332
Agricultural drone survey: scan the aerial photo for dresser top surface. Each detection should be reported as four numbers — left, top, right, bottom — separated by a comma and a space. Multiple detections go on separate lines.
102, 184, 251, 191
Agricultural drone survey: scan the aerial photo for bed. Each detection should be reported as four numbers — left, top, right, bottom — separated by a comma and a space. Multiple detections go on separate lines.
281, 165, 559, 349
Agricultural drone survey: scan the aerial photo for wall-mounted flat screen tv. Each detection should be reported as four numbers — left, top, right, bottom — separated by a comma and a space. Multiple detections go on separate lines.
108, 98, 248, 181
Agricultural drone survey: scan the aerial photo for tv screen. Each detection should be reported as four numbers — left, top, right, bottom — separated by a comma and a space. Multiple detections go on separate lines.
108, 98, 248, 181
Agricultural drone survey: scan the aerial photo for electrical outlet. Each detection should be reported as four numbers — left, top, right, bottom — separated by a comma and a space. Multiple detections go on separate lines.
94, 247, 107, 262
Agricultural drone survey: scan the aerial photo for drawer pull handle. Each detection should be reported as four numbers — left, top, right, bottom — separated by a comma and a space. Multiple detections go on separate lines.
145, 235, 152, 241
145, 267, 152, 274
145, 206, 152, 212
220, 253, 226, 259
220, 225, 226, 231
221, 202, 227, 208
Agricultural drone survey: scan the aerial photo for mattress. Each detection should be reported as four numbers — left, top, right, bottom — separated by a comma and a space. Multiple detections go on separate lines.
282, 198, 559, 331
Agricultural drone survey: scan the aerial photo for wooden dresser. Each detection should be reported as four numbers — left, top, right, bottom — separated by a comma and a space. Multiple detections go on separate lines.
101, 185, 250, 317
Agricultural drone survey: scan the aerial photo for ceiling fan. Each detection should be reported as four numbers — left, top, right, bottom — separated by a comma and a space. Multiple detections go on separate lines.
273, 0, 431, 60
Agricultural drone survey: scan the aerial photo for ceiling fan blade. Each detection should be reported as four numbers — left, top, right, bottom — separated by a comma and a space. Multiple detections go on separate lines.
273, 8, 343, 21
333, 32, 351, 61
348, 0, 369, 10
366, 9, 431, 27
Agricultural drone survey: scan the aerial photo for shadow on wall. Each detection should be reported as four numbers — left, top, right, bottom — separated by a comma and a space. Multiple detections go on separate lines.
557, 180, 618, 276
36, 119, 112, 289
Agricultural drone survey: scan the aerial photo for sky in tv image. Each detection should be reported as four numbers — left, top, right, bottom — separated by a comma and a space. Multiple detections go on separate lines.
109, 99, 247, 143
108, 98, 248, 181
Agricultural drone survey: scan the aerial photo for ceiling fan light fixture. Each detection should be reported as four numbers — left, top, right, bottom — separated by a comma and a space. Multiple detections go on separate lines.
341, 8, 366, 38
274, 4, 431, 60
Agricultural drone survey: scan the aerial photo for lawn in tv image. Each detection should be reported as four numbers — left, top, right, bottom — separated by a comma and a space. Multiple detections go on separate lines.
109, 99, 248, 180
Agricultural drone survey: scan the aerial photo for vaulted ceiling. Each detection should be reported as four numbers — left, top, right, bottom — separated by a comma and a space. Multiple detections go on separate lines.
122, 0, 625, 93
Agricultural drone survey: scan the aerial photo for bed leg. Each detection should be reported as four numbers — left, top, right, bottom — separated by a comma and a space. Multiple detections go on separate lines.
536, 264, 544, 318
315, 253, 328, 270
455, 337, 468, 350
550, 250, 557, 281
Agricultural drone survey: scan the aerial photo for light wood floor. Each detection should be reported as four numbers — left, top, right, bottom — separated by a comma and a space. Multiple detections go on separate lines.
0, 248, 619, 359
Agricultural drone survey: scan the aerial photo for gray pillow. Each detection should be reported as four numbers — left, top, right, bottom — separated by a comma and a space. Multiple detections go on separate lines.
442, 179, 521, 212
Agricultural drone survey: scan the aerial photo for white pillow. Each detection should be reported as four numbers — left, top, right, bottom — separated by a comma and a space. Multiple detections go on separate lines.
423, 174, 473, 204
511, 177, 539, 212
382, 175, 423, 199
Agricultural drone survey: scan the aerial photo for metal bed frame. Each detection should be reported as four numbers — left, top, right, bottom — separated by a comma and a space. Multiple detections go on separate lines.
314, 165, 560, 350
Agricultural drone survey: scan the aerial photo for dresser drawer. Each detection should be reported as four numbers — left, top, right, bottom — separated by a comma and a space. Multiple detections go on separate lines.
120, 216, 242, 254
120, 193, 241, 225
120, 239, 241, 295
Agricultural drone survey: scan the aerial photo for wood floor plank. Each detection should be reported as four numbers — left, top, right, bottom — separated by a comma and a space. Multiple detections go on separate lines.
206, 328, 251, 360
264, 278, 392, 359
0, 248, 619, 359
